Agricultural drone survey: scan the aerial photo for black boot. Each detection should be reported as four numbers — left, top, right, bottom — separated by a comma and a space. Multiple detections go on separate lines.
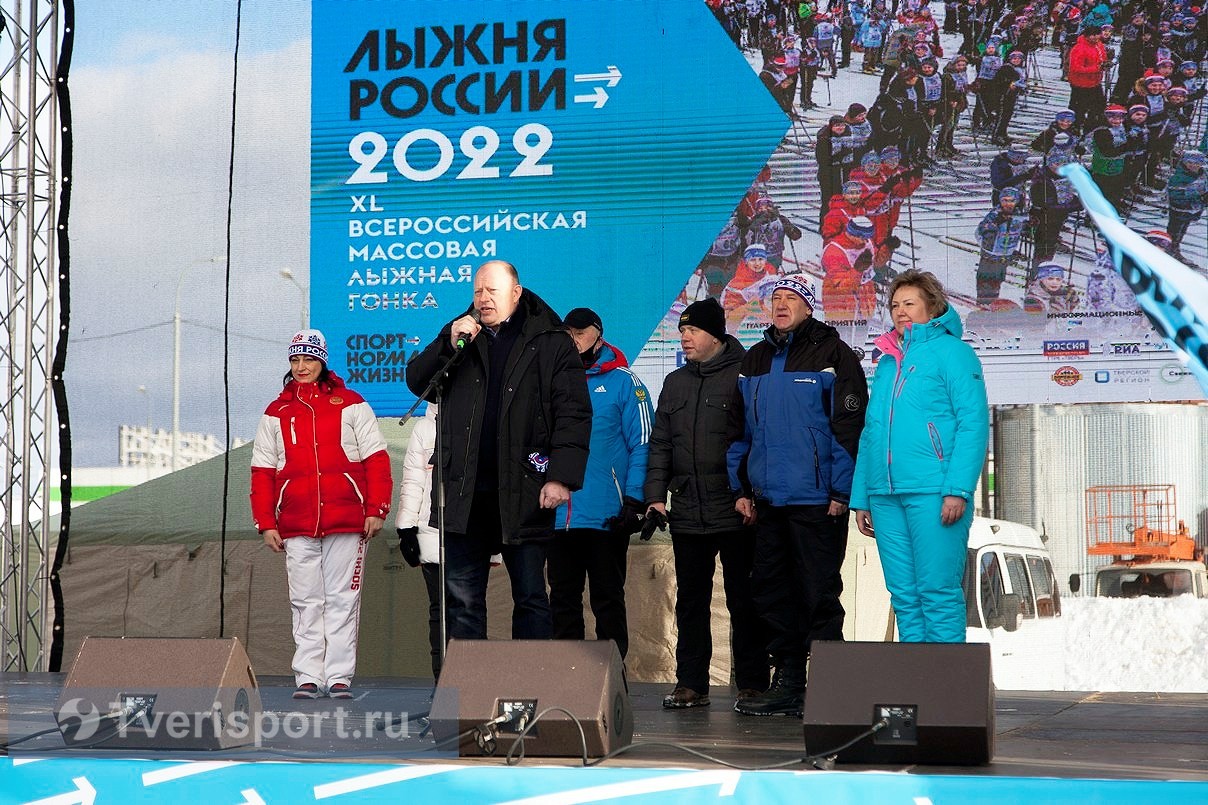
733, 664, 805, 717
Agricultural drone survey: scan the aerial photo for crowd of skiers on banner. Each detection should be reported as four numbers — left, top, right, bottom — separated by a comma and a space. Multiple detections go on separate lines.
700, 0, 1208, 323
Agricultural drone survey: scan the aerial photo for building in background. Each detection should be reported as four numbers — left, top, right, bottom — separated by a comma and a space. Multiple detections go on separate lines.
49, 426, 248, 513
995, 402, 1208, 594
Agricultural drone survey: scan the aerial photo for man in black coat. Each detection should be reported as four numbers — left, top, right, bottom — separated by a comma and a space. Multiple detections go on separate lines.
644, 298, 768, 711
405, 260, 592, 642
988, 50, 1027, 146
816, 116, 858, 228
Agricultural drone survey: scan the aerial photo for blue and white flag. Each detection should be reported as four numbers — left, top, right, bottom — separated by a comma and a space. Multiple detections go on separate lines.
1061, 164, 1208, 396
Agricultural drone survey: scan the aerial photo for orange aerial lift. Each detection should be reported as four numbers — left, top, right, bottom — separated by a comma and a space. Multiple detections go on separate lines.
1084, 484, 1201, 564
1077, 484, 1207, 598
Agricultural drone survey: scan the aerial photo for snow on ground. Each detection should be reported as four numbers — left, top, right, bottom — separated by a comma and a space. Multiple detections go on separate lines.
989, 594, 1208, 692
1054, 595, 1208, 693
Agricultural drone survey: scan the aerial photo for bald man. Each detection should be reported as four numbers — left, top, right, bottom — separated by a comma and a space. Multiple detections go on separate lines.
406, 261, 592, 644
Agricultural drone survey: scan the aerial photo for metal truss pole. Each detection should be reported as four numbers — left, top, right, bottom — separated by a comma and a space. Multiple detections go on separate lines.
0, 0, 64, 672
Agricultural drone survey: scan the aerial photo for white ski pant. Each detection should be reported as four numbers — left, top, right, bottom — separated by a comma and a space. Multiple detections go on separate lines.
284, 533, 367, 689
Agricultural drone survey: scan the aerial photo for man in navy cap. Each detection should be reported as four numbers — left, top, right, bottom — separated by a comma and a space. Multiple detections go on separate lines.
548, 307, 654, 660
727, 275, 868, 717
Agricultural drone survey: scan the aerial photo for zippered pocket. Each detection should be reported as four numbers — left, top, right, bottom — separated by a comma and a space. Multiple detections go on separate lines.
927, 422, 944, 460
343, 473, 365, 506
275, 479, 290, 515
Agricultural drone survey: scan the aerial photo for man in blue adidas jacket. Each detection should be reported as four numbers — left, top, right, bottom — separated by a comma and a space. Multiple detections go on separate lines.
550, 308, 654, 659
727, 276, 868, 717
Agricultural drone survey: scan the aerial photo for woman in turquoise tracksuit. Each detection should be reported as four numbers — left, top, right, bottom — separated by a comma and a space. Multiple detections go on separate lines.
850, 270, 988, 642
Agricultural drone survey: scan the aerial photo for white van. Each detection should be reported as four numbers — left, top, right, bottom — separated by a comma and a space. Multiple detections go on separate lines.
964, 517, 1063, 634
1072, 560, 1208, 599
843, 516, 1065, 689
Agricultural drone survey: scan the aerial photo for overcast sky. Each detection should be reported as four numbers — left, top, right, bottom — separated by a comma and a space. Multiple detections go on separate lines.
69, 1, 312, 465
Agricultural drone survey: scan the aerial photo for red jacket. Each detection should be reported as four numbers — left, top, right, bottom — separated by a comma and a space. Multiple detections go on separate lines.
250, 374, 392, 538
821, 233, 878, 320
875, 167, 923, 232
821, 191, 889, 243
1067, 36, 1106, 89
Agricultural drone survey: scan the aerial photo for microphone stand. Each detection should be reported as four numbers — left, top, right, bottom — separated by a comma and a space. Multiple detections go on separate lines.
399, 341, 471, 675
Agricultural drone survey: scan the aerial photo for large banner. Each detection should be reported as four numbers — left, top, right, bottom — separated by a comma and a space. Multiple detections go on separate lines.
312, 0, 1206, 410
311, 0, 788, 412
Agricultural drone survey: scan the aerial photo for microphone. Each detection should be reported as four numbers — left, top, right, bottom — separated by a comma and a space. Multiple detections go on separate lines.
455, 309, 482, 351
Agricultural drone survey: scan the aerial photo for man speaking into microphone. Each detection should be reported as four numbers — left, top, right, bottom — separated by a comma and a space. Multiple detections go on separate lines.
406, 259, 591, 641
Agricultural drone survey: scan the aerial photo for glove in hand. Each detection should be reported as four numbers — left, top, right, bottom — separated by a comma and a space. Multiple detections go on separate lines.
397, 527, 421, 568
606, 496, 646, 538
641, 507, 668, 541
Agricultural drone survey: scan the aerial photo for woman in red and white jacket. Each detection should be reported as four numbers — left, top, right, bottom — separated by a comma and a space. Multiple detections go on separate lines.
251, 329, 392, 700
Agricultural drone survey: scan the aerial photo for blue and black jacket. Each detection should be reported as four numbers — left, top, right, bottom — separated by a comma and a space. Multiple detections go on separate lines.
556, 341, 654, 530
727, 317, 868, 506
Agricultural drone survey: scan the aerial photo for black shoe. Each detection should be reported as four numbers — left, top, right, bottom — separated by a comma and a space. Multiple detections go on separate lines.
733, 667, 805, 717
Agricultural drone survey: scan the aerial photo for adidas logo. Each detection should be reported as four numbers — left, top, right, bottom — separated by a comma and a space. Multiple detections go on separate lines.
593, 384, 607, 393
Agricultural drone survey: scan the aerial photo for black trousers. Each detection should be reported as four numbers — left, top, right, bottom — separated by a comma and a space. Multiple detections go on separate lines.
421, 562, 442, 679
671, 530, 768, 694
547, 528, 631, 658
1068, 84, 1105, 135
1092, 171, 1128, 210
993, 91, 1019, 142
751, 503, 848, 672
1032, 210, 1072, 268
445, 489, 552, 641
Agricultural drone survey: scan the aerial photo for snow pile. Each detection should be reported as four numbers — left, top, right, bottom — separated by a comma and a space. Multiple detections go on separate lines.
1052, 596, 1208, 692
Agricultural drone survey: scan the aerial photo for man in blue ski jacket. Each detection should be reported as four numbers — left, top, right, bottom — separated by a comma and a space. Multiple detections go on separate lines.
550, 308, 654, 660
727, 275, 868, 717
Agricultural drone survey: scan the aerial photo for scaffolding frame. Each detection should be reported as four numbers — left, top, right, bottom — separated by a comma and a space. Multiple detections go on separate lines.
0, 0, 65, 672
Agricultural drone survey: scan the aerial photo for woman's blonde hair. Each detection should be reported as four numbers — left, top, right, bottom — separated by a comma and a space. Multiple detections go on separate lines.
889, 269, 949, 318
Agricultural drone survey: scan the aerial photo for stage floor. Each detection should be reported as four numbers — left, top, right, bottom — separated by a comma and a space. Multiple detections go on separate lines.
2, 673, 1206, 782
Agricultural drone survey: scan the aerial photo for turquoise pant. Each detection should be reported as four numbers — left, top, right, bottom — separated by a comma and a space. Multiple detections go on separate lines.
870, 493, 972, 642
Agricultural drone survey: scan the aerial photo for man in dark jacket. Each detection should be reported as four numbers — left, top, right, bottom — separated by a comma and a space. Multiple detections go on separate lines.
645, 298, 768, 711
727, 275, 868, 717
988, 50, 1027, 146
815, 116, 858, 228
405, 260, 592, 642
1029, 151, 1080, 272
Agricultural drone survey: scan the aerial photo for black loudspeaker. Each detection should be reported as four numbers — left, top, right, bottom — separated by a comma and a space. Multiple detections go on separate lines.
54, 636, 261, 750
430, 639, 632, 757
802, 641, 994, 765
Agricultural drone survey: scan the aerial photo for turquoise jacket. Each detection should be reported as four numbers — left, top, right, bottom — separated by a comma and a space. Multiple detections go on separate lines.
850, 305, 988, 509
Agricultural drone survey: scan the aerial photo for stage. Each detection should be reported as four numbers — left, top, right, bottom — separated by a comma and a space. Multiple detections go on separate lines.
2, 674, 1206, 802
